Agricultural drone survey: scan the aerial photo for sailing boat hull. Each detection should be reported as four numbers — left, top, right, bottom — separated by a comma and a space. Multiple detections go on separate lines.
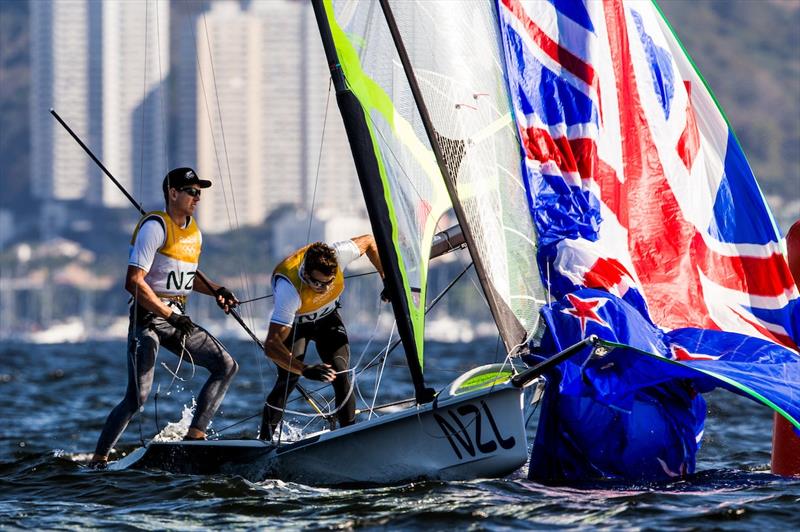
111, 378, 529, 485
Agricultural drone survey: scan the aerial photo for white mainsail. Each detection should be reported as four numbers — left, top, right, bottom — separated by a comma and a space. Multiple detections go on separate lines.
315, 0, 547, 393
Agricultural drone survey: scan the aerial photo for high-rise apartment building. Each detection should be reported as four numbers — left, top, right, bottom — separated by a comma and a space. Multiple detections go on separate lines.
100, 1, 169, 209
193, 0, 362, 234
30, 0, 168, 210
30, 0, 95, 202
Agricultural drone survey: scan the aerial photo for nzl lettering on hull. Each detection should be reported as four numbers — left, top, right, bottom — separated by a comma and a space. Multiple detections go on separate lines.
433, 400, 516, 460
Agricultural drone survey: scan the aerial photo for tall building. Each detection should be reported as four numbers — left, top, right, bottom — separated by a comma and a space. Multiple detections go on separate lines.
170, 1, 210, 189
193, 0, 363, 234
100, 0, 169, 209
30, 0, 169, 210
30, 0, 95, 202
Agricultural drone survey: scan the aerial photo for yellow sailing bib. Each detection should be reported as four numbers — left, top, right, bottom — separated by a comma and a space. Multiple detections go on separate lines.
273, 244, 344, 317
131, 211, 202, 298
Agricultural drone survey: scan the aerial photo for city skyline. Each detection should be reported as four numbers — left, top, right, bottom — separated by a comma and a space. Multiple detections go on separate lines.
28, 0, 365, 235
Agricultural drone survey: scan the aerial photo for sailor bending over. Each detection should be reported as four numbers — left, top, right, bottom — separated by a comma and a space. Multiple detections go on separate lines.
260, 236, 388, 440
89, 168, 239, 468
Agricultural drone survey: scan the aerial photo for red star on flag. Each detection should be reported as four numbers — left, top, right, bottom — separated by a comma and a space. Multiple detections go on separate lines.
561, 293, 609, 336
670, 345, 721, 361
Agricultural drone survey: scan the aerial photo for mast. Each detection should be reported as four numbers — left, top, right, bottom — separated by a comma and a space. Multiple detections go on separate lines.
377, 0, 528, 353
311, 0, 432, 402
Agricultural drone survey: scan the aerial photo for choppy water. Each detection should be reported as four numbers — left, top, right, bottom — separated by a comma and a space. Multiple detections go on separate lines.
1, 339, 799, 529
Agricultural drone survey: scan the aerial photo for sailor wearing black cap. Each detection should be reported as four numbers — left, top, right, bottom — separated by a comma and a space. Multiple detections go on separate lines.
89, 168, 239, 468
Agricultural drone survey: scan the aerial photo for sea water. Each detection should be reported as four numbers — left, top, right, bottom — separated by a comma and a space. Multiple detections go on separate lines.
1, 340, 799, 529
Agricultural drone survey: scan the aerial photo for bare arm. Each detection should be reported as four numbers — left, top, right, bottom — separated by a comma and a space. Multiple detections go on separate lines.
192, 271, 220, 296
125, 266, 174, 318
264, 322, 334, 380
351, 234, 384, 280
264, 323, 303, 375
192, 271, 238, 313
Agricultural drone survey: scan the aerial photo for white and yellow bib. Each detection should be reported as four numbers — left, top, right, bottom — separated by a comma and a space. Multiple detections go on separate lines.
131, 211, 202, 299
273, 244, 344, 319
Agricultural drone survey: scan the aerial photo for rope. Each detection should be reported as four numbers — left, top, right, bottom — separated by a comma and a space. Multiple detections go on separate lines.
160, 334, 196, 392
132, 0, 152, 449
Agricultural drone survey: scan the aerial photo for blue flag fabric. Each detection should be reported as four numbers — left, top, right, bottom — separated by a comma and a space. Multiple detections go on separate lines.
527, 289, 800, 482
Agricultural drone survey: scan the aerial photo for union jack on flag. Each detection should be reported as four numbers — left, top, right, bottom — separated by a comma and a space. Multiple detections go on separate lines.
495, 0, 800, 480
496, 0, 799, 349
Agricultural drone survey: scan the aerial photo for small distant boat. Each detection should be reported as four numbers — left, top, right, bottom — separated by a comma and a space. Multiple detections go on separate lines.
24, 319, 86, 344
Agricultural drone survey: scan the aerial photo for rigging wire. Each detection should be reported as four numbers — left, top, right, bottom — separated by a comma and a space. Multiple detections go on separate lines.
276, 76, 333, 445
304, 77, 333, 244
192, 14, 268, 404
199, 14, 261, 344
195, 21, 247, 288
133, 0, 152, 447
155, 0, 169, 172
198, 15, 237, 234
236, 270, 380, 304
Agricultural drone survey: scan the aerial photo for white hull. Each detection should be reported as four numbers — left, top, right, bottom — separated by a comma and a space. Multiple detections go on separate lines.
112, 366, 531, 485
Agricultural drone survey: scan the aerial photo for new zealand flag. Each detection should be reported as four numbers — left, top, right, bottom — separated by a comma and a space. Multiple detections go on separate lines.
495, 0, 800, 481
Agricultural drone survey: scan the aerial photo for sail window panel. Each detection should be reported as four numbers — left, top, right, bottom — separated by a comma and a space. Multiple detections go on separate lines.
327, 0, 452, 366
386, 0, 546, 341
368, 111, 430, 293
354, 27, 451, 300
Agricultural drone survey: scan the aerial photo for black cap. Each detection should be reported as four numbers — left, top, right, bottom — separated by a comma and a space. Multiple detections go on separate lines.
162, 167, 212, 195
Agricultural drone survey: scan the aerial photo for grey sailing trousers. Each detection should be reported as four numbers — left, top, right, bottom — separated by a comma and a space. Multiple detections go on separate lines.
94, 307, 238, 457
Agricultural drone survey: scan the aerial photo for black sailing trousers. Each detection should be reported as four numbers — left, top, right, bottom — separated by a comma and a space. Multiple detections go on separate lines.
94, 306, 238, 457
260, 311, 356, 440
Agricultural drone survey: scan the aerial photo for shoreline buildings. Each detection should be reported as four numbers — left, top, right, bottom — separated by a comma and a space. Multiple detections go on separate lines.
14, 0, 371, 339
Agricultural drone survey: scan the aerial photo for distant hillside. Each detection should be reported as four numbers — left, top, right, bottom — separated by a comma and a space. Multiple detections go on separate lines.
659, 0, 800, 228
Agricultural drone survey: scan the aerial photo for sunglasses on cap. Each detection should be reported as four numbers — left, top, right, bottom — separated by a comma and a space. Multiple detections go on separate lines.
179, 187, 202, 197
